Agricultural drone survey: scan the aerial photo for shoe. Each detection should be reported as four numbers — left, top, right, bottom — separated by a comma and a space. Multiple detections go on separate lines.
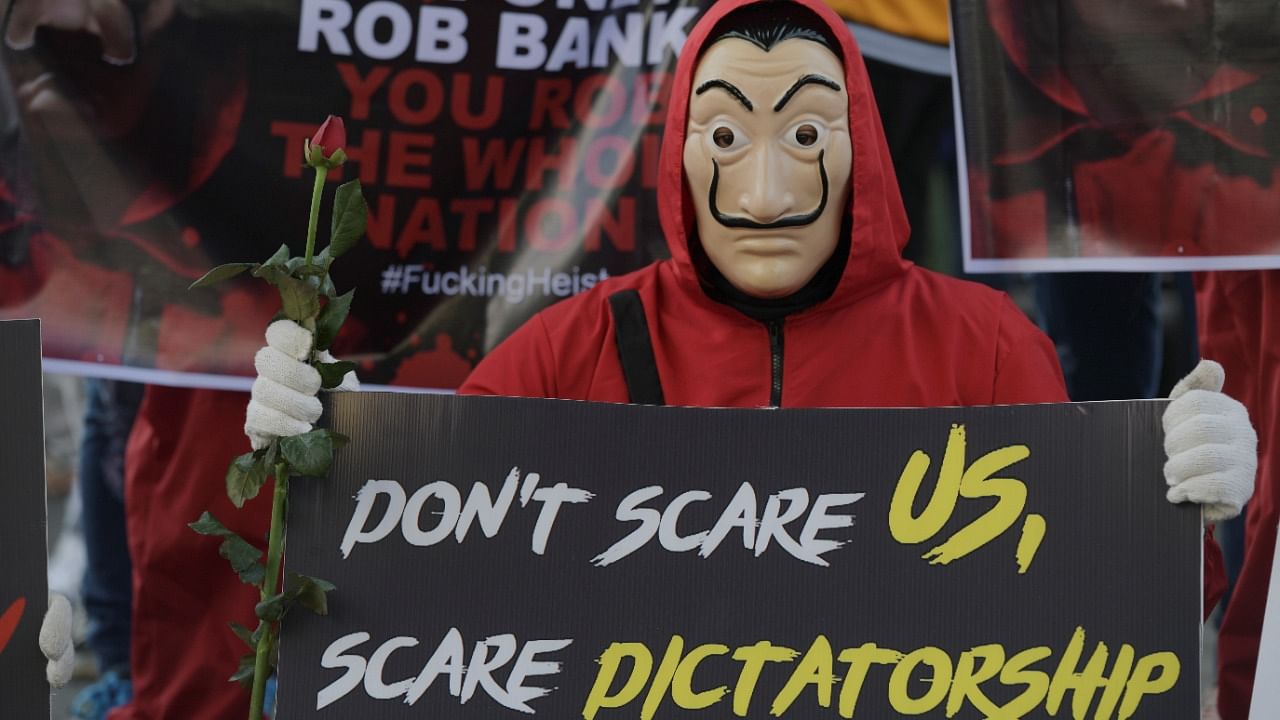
70, 669, 133, 720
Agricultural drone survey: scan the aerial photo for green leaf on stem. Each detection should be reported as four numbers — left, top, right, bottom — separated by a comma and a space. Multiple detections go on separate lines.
261, 441, 279, 470
220, 538, 266, 586
316, 246, 334, 269
289, 572, 337, 616
188, 511, 230, 536
189, 512, 265, 585
286, 256, 328, 279
276, 273, 321, 324
252, 263, 286, 285
317, 360, 356, 390
279, 429, 334, 476
329, 180, 367, 259
295, 262, 328, 278
189, 263, 256, 290
255, 591, 288, 622
226, 451, 269, 508
229, 622, 256, 649
261, 244, 290, 269
314, 290, 354, 351
230, 651, 257, 688
307, 251, 337, 296
253, 263, 320, 323
255, 573, 336, 623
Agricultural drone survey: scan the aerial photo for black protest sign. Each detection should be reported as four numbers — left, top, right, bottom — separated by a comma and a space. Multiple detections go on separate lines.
0, 320, 50, 718
278, 394, 1200, 718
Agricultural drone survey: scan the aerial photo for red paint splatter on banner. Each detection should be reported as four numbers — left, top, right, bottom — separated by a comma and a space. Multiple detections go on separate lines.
0, 597, 26, 654
392, 334, 472, 388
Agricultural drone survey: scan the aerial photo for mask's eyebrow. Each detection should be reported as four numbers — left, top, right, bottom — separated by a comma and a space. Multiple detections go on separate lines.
695, 79, 754, 112
773, 74, 842, 112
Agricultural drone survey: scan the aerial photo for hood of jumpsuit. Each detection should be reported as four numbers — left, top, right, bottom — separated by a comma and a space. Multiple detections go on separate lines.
658, 0, 913, 314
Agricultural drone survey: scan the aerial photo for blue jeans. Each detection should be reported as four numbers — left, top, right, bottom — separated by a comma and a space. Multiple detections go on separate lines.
79, 379, 144, 673
1033, 273, 1164, 400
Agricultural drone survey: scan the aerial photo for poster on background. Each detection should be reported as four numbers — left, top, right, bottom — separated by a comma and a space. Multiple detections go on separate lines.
0, 319, 50, 718
0, 0, 711, 390
951, 0, 1280, 272
277, 394, 1201, 718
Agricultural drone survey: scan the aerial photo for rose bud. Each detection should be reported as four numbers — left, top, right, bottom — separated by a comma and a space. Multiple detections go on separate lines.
306, 115, 349, 168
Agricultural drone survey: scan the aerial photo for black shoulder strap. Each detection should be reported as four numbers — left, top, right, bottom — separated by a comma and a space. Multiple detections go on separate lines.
607, 290, 666, 406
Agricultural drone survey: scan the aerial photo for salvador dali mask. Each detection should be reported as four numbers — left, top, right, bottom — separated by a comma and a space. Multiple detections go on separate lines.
683, 37, 852, 300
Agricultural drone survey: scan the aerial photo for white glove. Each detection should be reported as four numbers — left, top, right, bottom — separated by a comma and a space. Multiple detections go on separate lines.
1162, 359, 1257, 522
40, 593, 74, 687
244, 320, 359, 450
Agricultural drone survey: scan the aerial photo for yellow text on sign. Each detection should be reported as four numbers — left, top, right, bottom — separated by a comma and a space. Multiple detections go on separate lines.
888, 424, 1044, 573
581, 628, 1180, 719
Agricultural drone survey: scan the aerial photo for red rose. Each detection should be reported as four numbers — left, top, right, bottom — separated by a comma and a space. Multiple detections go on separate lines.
310, 115, 346, 154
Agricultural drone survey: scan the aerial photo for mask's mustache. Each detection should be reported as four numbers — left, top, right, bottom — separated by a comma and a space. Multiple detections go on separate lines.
709, 149, 828, 230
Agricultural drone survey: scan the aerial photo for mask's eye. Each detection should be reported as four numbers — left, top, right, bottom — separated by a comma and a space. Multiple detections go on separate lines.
707, 122, 747, 152
784, 120, 826, 149
795, 124, 818, 146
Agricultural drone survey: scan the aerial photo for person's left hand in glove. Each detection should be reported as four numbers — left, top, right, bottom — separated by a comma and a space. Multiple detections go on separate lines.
40, 593, 74, 687
1163, 359, 1257, 522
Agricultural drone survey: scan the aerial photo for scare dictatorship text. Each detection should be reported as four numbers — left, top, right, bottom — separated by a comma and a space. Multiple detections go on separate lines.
317, 626, 1180, 719
309, 425, 1184, 718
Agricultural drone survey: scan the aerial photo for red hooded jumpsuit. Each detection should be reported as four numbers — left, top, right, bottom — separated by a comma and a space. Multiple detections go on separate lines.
1199, 270, 1279, 718
462, 0, 1066, 408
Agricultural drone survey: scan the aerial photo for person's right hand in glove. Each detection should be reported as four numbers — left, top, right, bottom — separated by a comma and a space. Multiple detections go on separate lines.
243, 320, 357, 449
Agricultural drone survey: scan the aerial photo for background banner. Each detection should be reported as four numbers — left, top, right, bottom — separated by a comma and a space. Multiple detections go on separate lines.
0, 0, 710, 389
0, 0, 1015, 390
0, 319, 50, 718
278, 393, 1201, 718
952, 0, 1280, 272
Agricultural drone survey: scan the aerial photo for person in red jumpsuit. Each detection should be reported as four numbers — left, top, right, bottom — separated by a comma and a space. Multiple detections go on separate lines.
459, 0, 1065, 409
250, 0, 1248, 616
244, 1, 1256, 715
1200, 271, 1279, 718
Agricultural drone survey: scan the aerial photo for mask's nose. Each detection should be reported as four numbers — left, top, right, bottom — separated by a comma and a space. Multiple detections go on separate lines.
737, 144, 795, 224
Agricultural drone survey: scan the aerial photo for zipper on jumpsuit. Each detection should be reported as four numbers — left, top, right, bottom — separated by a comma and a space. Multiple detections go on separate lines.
767, 319, 784, 407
